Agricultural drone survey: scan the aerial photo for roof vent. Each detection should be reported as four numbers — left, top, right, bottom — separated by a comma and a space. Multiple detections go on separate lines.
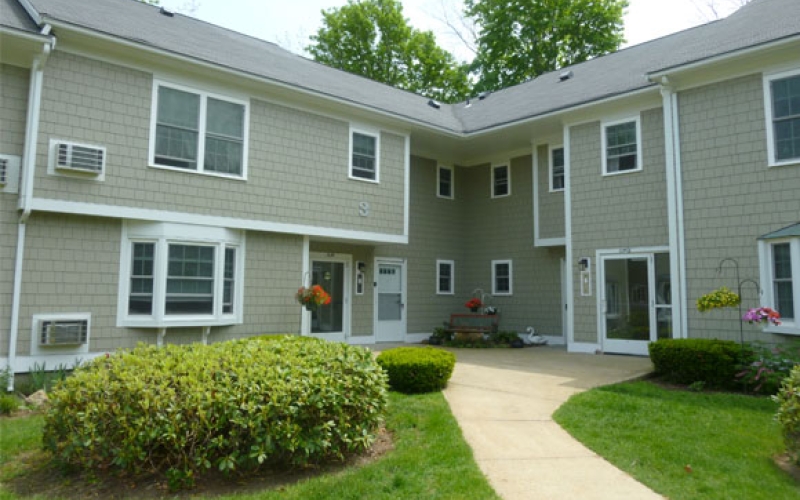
559, 70, 574, 82
477, 92, 489, 100
427, 99, 441, 109
160, 6, 175, 17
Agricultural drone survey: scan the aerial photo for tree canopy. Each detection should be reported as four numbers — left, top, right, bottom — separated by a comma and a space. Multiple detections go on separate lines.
307, 0, 471, 103
465, 0, 628, 93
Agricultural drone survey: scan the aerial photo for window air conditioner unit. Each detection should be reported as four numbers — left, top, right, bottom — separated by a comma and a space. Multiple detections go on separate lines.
0, 158, 7, 185
40, 319, 89, 346
55, 142, 105, 175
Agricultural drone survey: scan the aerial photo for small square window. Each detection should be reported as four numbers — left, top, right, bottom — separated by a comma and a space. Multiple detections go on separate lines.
437, 260, 454, 295
492, 260, 513, 295
550, 146, 565, 191
438, 165, 454, 199
602, 118, 641, 175
350, 130, 379, 182
492, 163, 511, 198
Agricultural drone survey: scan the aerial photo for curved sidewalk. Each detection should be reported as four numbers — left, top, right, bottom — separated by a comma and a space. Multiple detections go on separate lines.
442, 347, 663, 500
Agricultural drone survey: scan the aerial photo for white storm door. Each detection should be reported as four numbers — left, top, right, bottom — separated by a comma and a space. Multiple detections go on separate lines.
375, 259, 406, 342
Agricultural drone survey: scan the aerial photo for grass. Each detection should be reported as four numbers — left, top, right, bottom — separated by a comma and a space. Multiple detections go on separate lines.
0, 392, 498, 500
553, 381, 797, 500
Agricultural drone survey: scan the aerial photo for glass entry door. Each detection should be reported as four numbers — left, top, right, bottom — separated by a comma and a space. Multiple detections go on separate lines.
601, 253, 671, 355
310, 258, 349, 338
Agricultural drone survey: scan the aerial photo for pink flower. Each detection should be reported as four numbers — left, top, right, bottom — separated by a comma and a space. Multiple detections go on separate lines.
742, 307, 781, 326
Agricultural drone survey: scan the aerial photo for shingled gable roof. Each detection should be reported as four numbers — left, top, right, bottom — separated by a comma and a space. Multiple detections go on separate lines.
0, 0, 38, 33
11, 0, 800, 135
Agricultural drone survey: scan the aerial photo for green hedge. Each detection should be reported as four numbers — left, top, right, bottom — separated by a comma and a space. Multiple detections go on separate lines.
376, 347, 456, 394
649, 338, 749, 389
43, 336, 388, 489
774, 365, 800, 465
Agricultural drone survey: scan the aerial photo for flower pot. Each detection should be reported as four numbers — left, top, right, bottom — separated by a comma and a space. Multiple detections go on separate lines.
304, 303, 315, 312
510, 338, 525, 348
428, 336, 443, 346
470, 307, 478, 313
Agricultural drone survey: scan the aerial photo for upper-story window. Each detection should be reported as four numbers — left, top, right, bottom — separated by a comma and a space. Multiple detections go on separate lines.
759, 224, 800, 335
491, 163, 511, 198
765, 70, 800, 166
350, 128, 380, 182
550, 146, 565, 191
438, 165, 454, 199
150, 81, 248, 179
602, 117, 641, 175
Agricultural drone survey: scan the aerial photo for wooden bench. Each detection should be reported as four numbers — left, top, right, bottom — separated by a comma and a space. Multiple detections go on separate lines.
445, 314, 500, 335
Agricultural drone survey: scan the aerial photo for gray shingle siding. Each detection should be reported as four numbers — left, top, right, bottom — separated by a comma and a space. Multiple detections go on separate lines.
679, 73, 800, 342
33, 51, 406, 236
570, 108, 669, 343
536, 144, 566, 240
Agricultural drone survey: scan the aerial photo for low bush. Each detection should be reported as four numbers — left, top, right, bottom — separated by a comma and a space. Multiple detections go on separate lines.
376, 347, 456, 394
0, 394, 18, 415
649, 338, 749, 389
737, 342, 800, 394
774, 365, 800, 465
43, 336, 388, 489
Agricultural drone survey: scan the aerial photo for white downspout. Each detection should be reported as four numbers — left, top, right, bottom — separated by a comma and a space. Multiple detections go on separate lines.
7, 30, 54, 391
300, 236, 310, 336
659, 77, 688, 340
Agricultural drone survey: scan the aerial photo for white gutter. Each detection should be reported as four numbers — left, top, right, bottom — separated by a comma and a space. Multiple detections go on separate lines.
671, 91, 689, 338
7, 27, 54, 391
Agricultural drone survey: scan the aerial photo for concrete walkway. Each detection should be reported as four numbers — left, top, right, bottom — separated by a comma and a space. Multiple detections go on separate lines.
441, 346, 663, 500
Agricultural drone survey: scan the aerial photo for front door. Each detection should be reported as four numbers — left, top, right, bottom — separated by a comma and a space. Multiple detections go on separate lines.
600, 253, 672, 355
309, 255, 350, 341
375, 259, 406, 342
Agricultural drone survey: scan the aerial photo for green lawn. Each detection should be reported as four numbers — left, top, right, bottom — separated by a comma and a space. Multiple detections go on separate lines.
553, 381, 797, 500
0, 392, 498, 500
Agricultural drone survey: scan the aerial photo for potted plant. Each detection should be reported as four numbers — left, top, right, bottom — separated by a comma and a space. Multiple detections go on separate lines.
295, 285, 332, 311
465, 298, 483, 313
428, 326, 450, 346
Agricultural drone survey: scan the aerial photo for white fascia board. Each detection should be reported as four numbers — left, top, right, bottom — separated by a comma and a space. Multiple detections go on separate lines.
29, 198, 408, 245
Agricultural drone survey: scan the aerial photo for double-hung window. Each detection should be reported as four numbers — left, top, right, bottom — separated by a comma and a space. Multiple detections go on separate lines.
492, 260, 513, 295
491, 163, 511, 198
765, 70, 800, 166
437, 260, 454, 295
350, 128, 380, 182
550, 146, 565, 191
151, 81, 249, 178
119, 222, 244, 327
759, 225, 800, 334
438, 165, 454, 199
602, 117, 641, 175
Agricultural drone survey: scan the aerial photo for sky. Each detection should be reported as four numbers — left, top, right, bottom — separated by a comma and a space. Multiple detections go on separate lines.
157, 0, 745, 61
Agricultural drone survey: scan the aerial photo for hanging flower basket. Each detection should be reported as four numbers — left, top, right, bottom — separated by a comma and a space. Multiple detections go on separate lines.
742, 307, 781, 326
696, 286, 740, 312
296, 285, 331, 311
465, 298, 483, 313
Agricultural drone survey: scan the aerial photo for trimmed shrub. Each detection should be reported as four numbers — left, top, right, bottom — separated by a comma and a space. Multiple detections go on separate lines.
43, 336, 388, 488
0, 394, 18, 415
774, 365, 800, 465
376, 347, 456, 394
649, 338, 749, 389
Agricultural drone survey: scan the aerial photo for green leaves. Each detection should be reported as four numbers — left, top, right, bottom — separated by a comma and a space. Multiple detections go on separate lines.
376, 347, 456, 394
465, 0, 628, 92
307, 0, 471, 103
42, 336, 389, 490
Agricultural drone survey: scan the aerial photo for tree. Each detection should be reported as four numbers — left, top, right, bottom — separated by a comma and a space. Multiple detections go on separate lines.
465, 0, 628, 93
307, 0, 471, 103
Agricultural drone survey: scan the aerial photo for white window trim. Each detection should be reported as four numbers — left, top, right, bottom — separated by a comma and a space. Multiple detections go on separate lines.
763, 68, 800, 168
492, 259, 513, 295
349, 126, 381, 183
601, 116, 642, 176
30, 312, 91, 356
759, 238, 800, 335
148, 80, 250, 181
491, 162, 511, 198
549, 144, 565, 192
117, 221, 245, 328
436, 259, 455, 295
437, 165, 454, 199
